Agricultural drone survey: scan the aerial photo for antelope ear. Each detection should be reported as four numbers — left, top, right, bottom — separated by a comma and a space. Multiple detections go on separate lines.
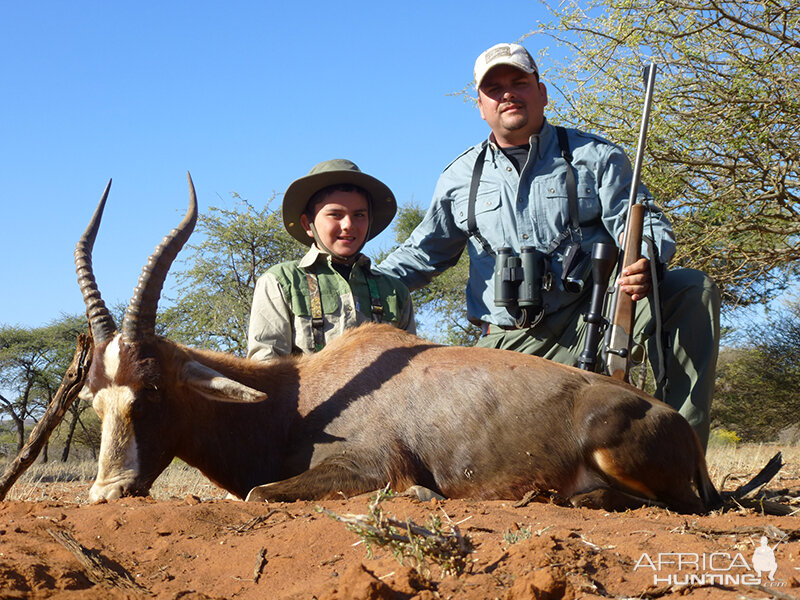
182, 360, 267, 403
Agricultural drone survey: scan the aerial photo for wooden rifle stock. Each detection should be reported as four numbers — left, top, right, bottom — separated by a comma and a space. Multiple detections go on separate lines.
605, 203, 645, 381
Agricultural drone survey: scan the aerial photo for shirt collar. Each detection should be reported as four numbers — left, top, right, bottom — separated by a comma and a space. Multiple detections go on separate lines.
529, 119, 555, 160
486, 118, 555, 162
298, 245, 369, 270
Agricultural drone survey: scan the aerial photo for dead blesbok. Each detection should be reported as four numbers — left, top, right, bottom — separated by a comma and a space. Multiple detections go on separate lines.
76, 174, 721, 513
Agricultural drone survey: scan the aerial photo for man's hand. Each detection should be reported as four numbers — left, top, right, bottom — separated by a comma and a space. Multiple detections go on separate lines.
618, 257, 651, 301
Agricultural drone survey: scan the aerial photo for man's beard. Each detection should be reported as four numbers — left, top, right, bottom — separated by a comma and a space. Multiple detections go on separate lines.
500, 110, 528, 131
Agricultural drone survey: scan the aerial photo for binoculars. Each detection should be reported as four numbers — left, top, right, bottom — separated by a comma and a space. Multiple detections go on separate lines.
494, 246, 545, 314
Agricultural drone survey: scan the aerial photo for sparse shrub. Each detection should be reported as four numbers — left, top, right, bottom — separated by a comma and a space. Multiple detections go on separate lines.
714, 300, 800, 442
709, 428, 742, 447
321, 486, 473, 579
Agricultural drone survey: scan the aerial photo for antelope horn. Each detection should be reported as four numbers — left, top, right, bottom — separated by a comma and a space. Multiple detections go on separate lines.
75, 179, 118, 344
121, 172, 198, 342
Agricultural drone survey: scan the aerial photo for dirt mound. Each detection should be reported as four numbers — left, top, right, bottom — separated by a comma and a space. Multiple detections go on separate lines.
1, 480, 799, 599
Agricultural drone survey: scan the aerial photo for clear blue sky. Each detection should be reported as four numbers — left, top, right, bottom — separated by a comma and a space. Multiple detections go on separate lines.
2, 1, 556, 328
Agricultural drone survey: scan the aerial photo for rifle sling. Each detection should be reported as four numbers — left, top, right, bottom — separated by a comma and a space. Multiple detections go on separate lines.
365, 273, 384, 323
643, 235, 667, 397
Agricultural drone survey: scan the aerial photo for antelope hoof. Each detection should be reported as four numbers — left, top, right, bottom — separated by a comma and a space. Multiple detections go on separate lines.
400, 485, 446, 502
246, 482, 282, 502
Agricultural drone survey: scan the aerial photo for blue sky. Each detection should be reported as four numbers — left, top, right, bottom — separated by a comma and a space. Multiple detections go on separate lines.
2, 1, 557, 328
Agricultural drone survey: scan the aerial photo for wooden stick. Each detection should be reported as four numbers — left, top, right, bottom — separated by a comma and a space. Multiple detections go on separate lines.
0, 333, 93, 500
253, 547, 267, 583
48, 528, 147, 592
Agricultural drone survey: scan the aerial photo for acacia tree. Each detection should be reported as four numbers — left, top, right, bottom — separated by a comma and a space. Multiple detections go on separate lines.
160, 194, 306, 354
532, 0, 800, 308
0, 315, 86, 455
381, 204, 478, 346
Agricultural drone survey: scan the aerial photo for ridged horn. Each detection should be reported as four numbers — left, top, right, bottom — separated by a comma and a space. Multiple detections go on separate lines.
121, 172, 198, 342
75, 179, 118, 344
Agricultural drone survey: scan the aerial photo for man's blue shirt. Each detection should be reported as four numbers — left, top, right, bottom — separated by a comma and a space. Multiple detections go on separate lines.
377, 120, 676, 327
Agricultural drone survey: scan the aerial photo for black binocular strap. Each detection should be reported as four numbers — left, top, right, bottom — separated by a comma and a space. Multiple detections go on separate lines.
555, 126, 580, 231
467, 141, 495, 257
544, 126, 581, 254
469, 130, 579, 257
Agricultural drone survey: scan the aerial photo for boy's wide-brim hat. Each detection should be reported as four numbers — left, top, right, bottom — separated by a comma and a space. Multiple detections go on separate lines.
282, 159, 397, 246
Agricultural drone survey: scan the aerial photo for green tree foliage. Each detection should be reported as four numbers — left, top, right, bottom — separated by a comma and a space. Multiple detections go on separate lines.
382, 203, 479, 346
0, 315, 86, 454
713, 299, 800, 440
160, 195, 306, 354
532, 0, 800, 308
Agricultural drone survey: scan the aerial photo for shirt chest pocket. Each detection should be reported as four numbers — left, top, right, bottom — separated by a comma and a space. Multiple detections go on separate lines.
288, 286, 342, 317
454, 185, 504, 246
369, 286, 402, 324
540, 171, 601, 231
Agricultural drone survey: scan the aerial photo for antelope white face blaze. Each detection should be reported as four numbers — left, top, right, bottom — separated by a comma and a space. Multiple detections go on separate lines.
87, 334, 141, 502
88, 385, 141, 502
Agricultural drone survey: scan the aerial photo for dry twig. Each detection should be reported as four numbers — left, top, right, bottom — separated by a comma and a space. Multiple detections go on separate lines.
745, 583, 800, 600
48, 528, 148, 593
253, 547, 267, 583
232, 508, 296, 533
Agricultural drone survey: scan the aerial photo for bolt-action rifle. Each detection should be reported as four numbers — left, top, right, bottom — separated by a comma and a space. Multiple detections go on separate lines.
578, 63, 657, 382
605, 63, 657, 382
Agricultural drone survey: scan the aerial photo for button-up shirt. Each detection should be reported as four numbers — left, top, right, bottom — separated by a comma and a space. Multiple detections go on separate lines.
248, 245, 415, 361
377, 120, 675, 327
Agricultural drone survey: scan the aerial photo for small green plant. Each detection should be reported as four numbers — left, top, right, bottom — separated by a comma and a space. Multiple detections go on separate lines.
320, 485, 473, 579
503, 524, 533, 545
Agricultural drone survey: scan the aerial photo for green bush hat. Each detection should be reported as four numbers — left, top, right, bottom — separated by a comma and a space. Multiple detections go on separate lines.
282, 159, 397, 246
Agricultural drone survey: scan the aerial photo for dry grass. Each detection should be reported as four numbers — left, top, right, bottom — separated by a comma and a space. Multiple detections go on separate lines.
149, 461, 229, 501
707, 442, 800, 494
0, 459, 228, 503
0, 460, 97, 503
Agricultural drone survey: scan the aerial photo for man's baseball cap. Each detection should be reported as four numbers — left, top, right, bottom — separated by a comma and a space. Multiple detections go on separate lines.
474, 43, 538, 88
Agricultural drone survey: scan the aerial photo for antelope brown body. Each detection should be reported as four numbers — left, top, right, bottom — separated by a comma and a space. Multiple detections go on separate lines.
76, 175, 721, 513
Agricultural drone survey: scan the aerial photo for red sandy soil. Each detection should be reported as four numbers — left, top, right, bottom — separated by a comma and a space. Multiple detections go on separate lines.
1, 472, 800, 600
